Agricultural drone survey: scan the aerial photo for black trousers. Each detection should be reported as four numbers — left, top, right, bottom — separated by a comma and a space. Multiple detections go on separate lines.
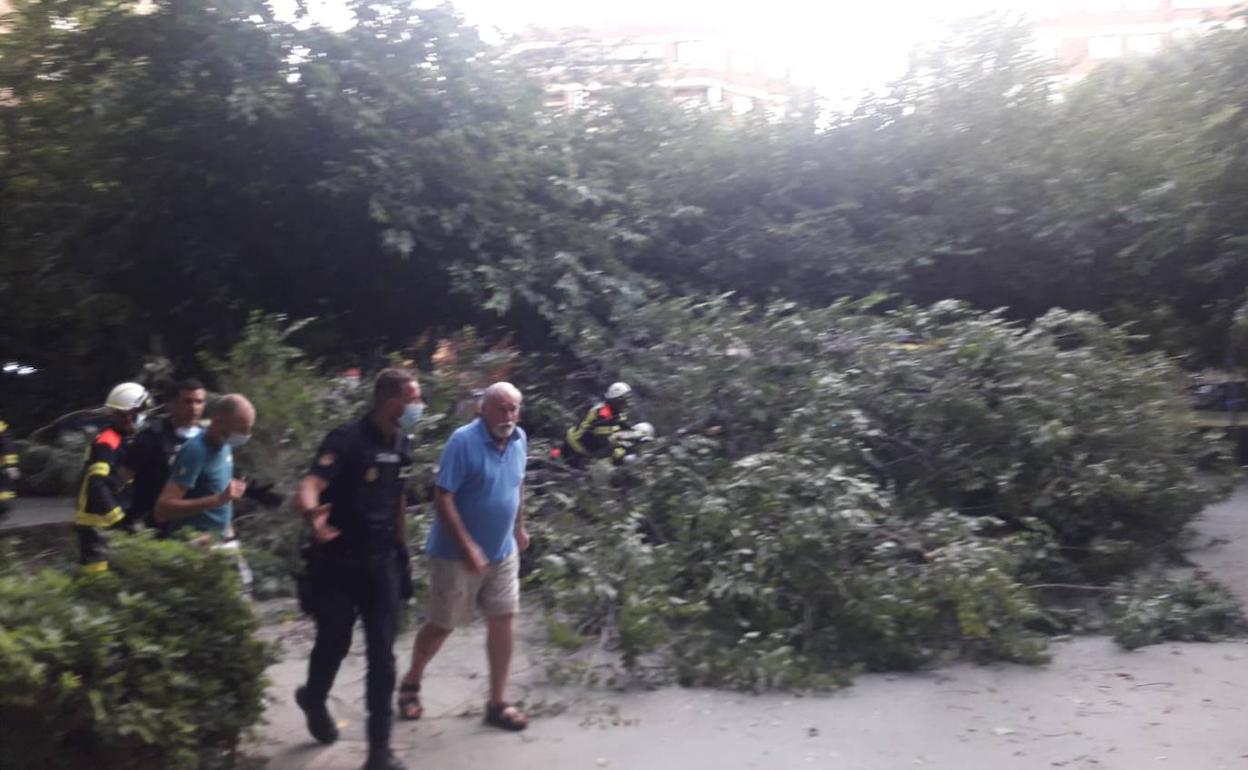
75, 524, 112, 570
559, 440, 589, 469
304, 552, 400, 751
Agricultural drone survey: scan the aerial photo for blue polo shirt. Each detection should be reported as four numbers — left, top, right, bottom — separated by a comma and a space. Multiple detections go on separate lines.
427, 419, 527, 561
168, 433, 234, 534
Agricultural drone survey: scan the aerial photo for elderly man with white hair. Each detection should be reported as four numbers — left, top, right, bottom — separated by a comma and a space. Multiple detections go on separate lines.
397, 381, 531, 732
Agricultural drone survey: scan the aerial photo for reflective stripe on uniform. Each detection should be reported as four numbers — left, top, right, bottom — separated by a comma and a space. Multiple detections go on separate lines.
75, 507, 124, 528
2, 454, 17, 466
565, 426, 590, 456
567, 404, 604, 455
77, 461, 120, 524
0, 490, 14, 501
81, 560, 109, 574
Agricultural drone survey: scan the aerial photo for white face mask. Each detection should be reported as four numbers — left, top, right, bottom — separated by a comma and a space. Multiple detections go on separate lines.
226, 433, 251, 449
398, 402, 425, 431
176, 425, 203, 439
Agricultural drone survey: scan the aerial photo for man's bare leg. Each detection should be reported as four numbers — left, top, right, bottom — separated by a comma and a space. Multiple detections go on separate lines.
397, 622, 452, 719
485, 614, 514, 705
483, 614, 528, 729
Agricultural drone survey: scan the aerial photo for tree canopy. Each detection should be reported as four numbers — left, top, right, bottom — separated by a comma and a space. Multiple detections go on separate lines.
2, 2, 1247, 424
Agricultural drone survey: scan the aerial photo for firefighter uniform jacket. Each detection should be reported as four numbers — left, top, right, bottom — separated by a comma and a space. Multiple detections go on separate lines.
0, 418, 17, 512
564, 401, 631, 463
75, 426, 129, 573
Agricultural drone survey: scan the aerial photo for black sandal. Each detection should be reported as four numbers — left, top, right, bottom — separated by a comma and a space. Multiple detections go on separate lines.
484, 701, 528, 732
397, 682, 423, 721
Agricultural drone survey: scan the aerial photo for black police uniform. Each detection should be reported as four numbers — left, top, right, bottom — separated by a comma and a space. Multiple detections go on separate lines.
302, 415, 413, 754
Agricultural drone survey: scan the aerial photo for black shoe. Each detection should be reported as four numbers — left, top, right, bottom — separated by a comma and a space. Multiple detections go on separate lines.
362, 750, 407, 770
295, 686, 339, 745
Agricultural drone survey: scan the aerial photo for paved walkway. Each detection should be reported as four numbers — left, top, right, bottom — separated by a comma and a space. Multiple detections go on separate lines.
252, 488, 1248, 770
0, 496, 74, 531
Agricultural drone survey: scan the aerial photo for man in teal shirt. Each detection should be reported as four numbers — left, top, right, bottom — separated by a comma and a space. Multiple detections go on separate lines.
156, 394, 255, 538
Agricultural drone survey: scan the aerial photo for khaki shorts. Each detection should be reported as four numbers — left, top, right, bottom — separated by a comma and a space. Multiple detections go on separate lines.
427, 551, 520, 629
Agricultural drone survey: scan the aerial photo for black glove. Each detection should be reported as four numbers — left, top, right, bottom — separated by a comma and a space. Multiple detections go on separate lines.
244, 482, 285, 508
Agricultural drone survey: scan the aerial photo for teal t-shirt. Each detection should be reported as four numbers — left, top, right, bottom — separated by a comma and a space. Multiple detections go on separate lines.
169, 433, 234, 534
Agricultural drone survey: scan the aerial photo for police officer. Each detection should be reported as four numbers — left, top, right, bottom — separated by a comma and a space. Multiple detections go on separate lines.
75, 382, 148, 573
293, 368, 422, 770
560, 381, 634, 468
126, 378, 206, 531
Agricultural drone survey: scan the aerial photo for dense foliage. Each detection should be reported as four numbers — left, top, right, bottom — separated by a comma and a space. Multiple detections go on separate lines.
2, 2, 1248, 426
0, 537, 274, 770
524, 299, 1229, 688
1107, 574, 1247, 650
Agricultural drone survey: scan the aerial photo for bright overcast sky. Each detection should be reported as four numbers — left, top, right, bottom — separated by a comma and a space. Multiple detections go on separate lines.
291, 0, 1060, 98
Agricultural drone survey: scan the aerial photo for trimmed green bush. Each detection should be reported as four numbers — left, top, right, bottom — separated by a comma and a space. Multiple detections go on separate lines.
0, 536, 274, 770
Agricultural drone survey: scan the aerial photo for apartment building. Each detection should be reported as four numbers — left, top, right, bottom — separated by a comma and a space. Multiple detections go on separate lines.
1034, 0, 1242, 79
508, 23, 803, 116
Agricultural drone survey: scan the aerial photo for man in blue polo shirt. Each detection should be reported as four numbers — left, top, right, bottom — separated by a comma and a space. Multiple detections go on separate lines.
397, 381, 531, 732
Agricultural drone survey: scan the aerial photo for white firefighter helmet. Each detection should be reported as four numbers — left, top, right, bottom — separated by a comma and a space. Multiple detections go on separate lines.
104, 382, 149, 411
633, 422, 655, 439
605, 382, 633, 400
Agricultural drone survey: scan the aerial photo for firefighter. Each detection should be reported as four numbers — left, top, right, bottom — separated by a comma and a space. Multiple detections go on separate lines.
613, 421, 656, 464
75, 382, 148, 574
0, 417, 18, 521
559, 382, 634, 468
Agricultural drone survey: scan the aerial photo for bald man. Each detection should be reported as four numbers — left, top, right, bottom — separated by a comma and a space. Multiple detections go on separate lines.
155, 393, 254, 540
398, 382, 531, 732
